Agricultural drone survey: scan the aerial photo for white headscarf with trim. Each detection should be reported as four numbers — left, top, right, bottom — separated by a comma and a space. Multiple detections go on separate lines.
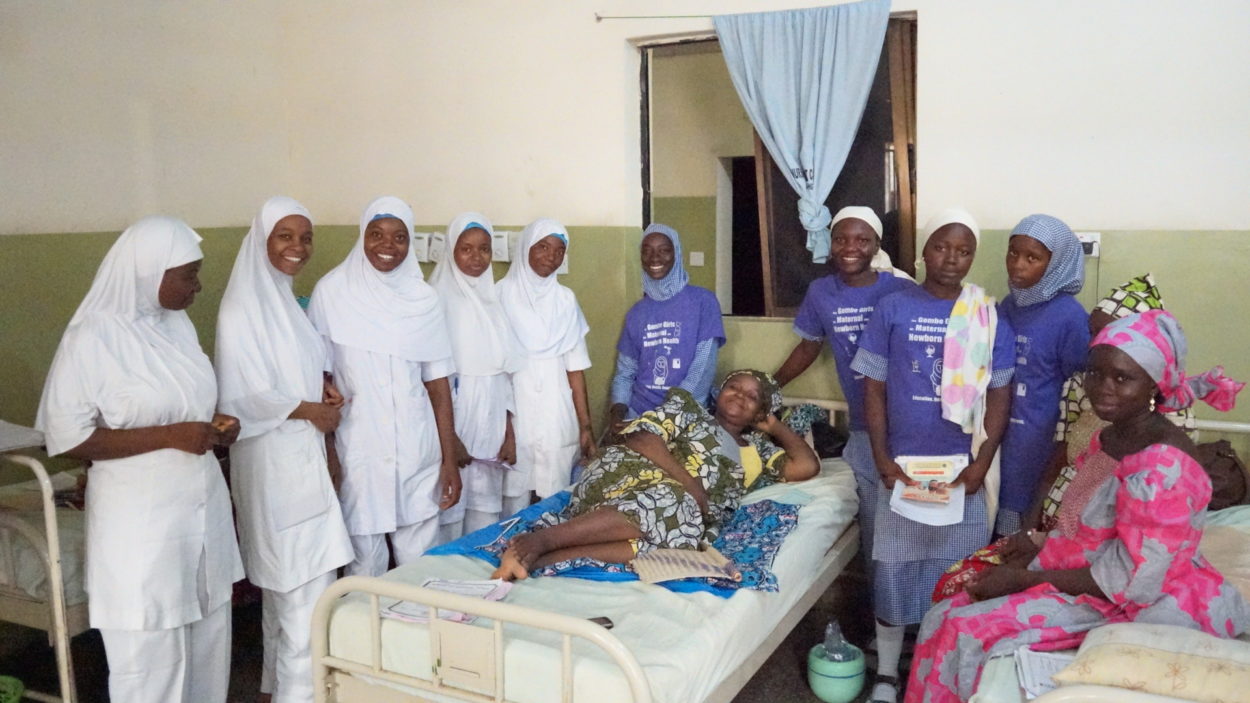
308, 196, 450, 362
498, 218, 588, 359
215, 196, 325, 440
429, 212, 522, 376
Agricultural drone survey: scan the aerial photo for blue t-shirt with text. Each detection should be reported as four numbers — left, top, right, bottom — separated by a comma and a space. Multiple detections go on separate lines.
793, 272, 915, 431
997, 293, 1090, 513
856, 286, 1016, 459
618, 285, 725, 415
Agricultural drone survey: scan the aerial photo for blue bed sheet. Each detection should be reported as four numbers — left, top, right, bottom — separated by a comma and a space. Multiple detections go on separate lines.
427, 491, 801, 598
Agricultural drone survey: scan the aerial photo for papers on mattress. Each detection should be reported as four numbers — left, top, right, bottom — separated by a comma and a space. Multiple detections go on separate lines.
632, 546, 741, 583
381, 578, 513, 624
1014, 646, 1074, 699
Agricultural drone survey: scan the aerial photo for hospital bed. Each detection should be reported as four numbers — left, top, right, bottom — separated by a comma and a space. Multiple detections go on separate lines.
312, 399, 860, 703
0, 421, 84, 703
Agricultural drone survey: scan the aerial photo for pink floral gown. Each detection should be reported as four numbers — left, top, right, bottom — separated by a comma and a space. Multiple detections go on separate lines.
905, 433, 1250, 702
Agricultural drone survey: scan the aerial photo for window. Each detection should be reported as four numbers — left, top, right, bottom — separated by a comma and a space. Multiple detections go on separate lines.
642, 16, 916, 316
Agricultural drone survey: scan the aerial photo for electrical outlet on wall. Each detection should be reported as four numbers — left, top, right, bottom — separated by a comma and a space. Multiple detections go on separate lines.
508, 230, 521, 261
492, 231, 513, 262
411, 232, 431, 262
1075, 231, 1101, 258
689, 251, 705, 267
428, 232, 446, 262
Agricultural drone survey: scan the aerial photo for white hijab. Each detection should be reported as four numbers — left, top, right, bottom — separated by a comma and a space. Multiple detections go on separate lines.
498, 218, 588, 359
915, 207, 982, 268
429, 212, 522, 376
215, 196, 325, 440
37, 216, 213, 455
308, 196, 451, 362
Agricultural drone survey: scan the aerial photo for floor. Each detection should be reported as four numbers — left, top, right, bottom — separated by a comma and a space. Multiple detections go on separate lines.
0, 553, 905, 703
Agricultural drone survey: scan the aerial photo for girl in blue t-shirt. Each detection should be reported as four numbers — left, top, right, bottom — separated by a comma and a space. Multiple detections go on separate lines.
776, 206, 914, 566
994, 214, 1088, 537
850, 209, 1015, 703
604, 224, 725, 438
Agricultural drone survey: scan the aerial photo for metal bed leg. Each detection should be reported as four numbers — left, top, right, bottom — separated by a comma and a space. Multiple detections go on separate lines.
2, 454, 77, 703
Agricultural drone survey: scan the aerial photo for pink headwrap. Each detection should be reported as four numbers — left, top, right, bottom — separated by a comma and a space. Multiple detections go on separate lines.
1091, 309, 1244, 412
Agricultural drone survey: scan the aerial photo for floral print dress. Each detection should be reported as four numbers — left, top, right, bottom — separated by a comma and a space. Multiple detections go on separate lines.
905, 435, 1250, 703
565, 388, 787, 551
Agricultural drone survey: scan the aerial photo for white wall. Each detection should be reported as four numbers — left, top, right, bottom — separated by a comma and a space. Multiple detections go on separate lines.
2, 0, 1248, 234
650, 46, 753, 198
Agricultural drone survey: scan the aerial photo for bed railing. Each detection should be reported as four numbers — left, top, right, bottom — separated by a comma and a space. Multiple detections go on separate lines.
0, 453, 77, 703
311, 575, 654, 703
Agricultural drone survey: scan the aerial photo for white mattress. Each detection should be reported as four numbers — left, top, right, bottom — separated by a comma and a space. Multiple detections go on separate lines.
0, 469, 87, 605
327, 458, 860, 703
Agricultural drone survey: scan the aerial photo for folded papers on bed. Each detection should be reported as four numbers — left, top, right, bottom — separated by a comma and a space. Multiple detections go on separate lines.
381, 578, 513, 624
632, 547, 740, 583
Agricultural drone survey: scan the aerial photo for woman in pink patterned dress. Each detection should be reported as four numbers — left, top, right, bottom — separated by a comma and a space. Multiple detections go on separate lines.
905, 309, 1249, 703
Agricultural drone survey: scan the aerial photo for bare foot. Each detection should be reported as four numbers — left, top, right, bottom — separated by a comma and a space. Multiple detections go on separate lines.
491, 547, 530, 581
508, 530, 549, 567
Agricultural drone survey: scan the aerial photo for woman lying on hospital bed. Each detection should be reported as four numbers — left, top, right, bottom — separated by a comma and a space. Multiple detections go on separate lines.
493, 369, 818, 581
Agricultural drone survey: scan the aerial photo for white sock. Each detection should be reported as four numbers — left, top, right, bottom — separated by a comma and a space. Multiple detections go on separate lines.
871, 681, 899, 703
872, 621, 904, 702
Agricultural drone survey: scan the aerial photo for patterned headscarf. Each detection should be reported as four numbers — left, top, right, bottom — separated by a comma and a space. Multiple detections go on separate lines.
1092, 309, 1243, 412
1008, 214, 1085, 306
1095, 273, 1165, 318
720, 369, 783, 416
640, 223, 689, 302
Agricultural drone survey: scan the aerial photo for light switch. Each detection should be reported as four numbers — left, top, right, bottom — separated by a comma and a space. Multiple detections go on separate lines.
689, 251, 705, 267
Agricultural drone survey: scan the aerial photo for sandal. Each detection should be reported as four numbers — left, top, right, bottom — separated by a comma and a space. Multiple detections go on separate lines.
870, 674, 899, 703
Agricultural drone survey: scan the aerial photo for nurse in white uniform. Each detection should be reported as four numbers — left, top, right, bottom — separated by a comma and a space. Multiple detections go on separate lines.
308, 196, 461, 576
36, 216, 244, 703
431, 213, 523, 542
215, 196, 353, 702
498, 218, 596, 501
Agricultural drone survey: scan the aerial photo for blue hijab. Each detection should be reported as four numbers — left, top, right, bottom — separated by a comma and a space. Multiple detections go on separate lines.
1008, 213, 1084, 306
640, 223, 689, 302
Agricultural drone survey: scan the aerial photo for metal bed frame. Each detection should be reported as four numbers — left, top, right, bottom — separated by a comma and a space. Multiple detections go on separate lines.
0, 452, 85, 703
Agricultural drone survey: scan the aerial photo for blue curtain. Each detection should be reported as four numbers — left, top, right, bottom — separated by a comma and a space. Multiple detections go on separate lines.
714, 0, 890, 263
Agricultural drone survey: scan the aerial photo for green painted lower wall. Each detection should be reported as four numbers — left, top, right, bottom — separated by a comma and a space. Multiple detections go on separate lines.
651, 196, 717, 294
961, 230, 1250, 431
0, 224, 635, 482
2, 226, 1248, 477
913, 229, 1250, 455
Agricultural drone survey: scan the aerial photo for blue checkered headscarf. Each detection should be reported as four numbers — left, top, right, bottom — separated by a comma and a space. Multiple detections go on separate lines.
1008, 214, 1085, 306
640, 223, 689, 302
